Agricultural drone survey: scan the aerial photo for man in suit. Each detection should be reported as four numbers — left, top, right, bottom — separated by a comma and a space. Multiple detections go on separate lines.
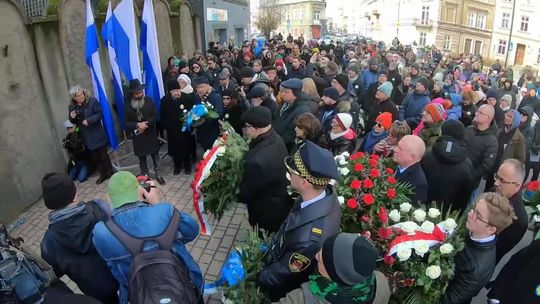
393, 135, 428, 205
257, 141, 342, 301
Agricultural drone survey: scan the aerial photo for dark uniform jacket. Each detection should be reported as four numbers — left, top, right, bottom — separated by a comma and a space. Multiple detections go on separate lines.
239, 129, 293, 233
273, 96, 312, 153
395, 162, 428, 205
68, 97, 108, 151
257, 188, 342, 301
125, 96, 159, 157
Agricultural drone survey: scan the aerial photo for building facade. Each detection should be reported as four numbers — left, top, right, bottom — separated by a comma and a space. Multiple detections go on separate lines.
276, 0, 327, 40
202, 0, 249, 47
489, 0, 540, 67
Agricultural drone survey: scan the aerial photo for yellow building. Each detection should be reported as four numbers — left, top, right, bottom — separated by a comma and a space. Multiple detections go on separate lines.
276, 0, 326, 40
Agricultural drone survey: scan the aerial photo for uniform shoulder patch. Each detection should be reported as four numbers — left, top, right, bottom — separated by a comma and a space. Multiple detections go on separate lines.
311, 227, 323, 236
288, 252, 311, 273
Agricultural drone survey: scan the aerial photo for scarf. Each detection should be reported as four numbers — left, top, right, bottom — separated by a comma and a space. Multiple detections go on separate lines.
330, 129, 349, 140
131, 98, 145, 121
362, 130, 388, 154
309, 274, 375, 304
49, 203, 86, 224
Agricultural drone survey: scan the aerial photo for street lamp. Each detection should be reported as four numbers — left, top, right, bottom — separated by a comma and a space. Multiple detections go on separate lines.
504, 0, 517, 68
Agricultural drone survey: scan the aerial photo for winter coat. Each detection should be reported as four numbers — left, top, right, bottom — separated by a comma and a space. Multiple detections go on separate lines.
361, 69, 378, 93
41, 201, 118, 303
327, 129, 357, 156
464, 123, 498, 182
257, 188, 342, 301
68, 97, 109, 151
160, 92, 195, 160
318, 104, 338, 138
439, 237, 497, 304
239, 129, 293, 233
366, 98, 399, 132
273, 96, 312, 153
361, 80, 382, 113
418, 122, 441, 150
459, 103, 477, 128
395, 162, 428, 205
421, 136, 475, 212
495, 191, 528, 263
224, 104, 244, 135
518, 95, 540, 116
288, 65, 307, 80
359, 130, 387, 154
496, 127, 526, 165
194, 89, 225, 150
125, 96, 160, 156
398, 90, 430, 129
446, 105, 462, 120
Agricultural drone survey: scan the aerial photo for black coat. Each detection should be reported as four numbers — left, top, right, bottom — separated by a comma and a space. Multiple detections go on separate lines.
366, 98, 399, 132
464, 123, 498, 182
125, 97, 160, 156
440, 237, 497, 304
41, 201, 118, 303
194, 89, 225, 150
224, 104, 244, 135
495, 191, 528, 263
460, 103, 477, 128
68, 97, 108, 151
239, 130, 293, 232
421, 136, 475, 212
160, 93, 195, 159
257, 188, 342, 301
395, 162, 428, 205
273, 96, 312, 153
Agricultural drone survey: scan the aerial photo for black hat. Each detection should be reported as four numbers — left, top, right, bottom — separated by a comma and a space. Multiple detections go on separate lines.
377, 70, 388, 77
322, 233, 379, 285
178, 60, 188, 70
192, 76, 210, 86
284, 141, 339, 186
417, 77, 429, 90
334, 74, 349, 90
42, 172, 76, 210
240, 66, 255, 78
246, 84, 268, 99
127, 79, 146, 92
280, 78, 303, 91
166, 79, 180, 91
242, 106, 272, 128
322, 87, 340, 101
441, 119, 465, 140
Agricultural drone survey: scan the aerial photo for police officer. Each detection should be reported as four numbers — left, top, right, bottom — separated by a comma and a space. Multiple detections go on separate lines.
257, 141, 341, 301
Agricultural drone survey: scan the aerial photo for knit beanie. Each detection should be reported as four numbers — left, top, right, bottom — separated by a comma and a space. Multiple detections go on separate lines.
335, 112, 353, 130
441, 119, 465, 140
377, 70, 388, 77
486, 88, 498, 100
507, 109, 521, 130
425, 103, 445, 123
376, 112, 393, 130
108, 171, 140, 208
167, 79, 180, 91
322, 233, 379, 285
42, 173, 76, 210
417, 77, 429, 90
240, 66, 255, 78
322, 87, 340, 102
377, 81, 393, 98
334, 74, 349, 90
501, 94, 513, 103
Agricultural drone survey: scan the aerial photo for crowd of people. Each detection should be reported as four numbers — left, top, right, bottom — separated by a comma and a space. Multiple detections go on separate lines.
4, 35, 539, 304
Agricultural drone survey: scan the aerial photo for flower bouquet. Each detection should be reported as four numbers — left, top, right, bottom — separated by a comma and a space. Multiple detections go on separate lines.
191, 121, 249, 235
522, 180, 540, 240
181, 101, 219, 132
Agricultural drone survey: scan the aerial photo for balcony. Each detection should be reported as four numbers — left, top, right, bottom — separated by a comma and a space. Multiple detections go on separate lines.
415, 18, 433, 28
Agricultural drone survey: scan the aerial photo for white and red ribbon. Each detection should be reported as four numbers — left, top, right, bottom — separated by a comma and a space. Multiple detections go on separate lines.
386, 224, 447, 256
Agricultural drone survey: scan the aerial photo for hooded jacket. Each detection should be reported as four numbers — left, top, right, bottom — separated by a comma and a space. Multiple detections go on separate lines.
518, 106, 535, 163
421, 136, 475, 212
464, 123, 498, 182
496, 123, 526, 165
446, 93, 462, 120
398, 90, 430, 129
361, 65, 379, 93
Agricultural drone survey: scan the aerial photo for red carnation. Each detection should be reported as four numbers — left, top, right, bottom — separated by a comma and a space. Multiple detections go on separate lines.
378, 207, 389, 224
383, 255, 395, 266
361, 214, 371, 223
350, 179, 362, 189
403, 278, 414, 287
347, 198, 358, 209
387, 188, 396, 199
350, 152, 365, 160
370, 154, 380, 160
363, 194, 375, 205
354, 163, 364, 172
370, 168, 380, 178
377, 227, 393, 240
363, 178, 374, 189
369, 158, 378, 167
526, 180, 540, 191
386, 168, 394, 175
388, 176, 396, 184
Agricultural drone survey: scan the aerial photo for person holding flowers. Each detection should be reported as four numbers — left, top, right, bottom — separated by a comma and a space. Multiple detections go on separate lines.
192, 76, 224, 150
359, 112, 392, 154
440, 192, 516, 304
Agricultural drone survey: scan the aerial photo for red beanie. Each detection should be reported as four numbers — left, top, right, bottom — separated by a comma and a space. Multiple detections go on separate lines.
376, 112, 393, 130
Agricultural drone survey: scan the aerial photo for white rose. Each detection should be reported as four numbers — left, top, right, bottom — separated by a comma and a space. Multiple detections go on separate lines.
224, 113, 230, 119
413, 209, 427, 223
536, 204, 540, 213
339, 167, 350, 176
425, 265, 441, 279
428, 208, 441, 219
340, 151, 350, 158
533, 214, 540, 223
389, 209, 401, 222
339, 158, 348, 166
183, 109, 188, 113
337, 196, 345, 205
397, 248, 412, 261
439, 243, 454, 255
217, 146, 226, 156
400, 203, 412, 213
180, 104, 185, 110
420, 220, 435, 234
400, 221, 419, 235
414, 241, 430, 257
444, 218, 458, 230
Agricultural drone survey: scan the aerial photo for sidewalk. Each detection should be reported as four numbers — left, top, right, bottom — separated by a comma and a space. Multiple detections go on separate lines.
9, 156, 249, 304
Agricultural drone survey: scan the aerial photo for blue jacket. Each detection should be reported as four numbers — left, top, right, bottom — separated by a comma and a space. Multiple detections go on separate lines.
361, 69, 379, 93
399, 90, 430, 129
92, 202, 202, 304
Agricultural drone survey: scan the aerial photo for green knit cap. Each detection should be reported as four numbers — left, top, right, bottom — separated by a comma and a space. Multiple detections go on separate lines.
108, 171, 139, 208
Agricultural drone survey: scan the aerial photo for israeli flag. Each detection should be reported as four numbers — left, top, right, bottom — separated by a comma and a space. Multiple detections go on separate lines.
111, 0, 142, 81
140, 0, 165, 111
85, 0, 118, 150
102, 1, 125, 130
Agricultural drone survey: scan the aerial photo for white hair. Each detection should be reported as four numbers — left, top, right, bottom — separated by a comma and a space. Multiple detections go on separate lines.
69, 85, 84, 98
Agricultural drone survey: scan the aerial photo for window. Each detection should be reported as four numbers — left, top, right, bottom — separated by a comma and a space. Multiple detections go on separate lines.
468, 11, 477, 27
444, 35, 451, 50
501, 12, 510, 28
537, 48, 540, 64
419, 32, 427, 46
476, 13, 487, 29
421, 6, 430, 24
464, 38, 472, 53
467, 10, 488, 29
521, 16, 529, 32
474, 40, 483, 54
446, 7, 456, 23
498, 39, 507, 55
313, 10, 320, 20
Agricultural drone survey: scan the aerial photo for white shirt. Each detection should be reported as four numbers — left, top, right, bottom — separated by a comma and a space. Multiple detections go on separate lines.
300, 191, 326, 209
470, 234, 496, 243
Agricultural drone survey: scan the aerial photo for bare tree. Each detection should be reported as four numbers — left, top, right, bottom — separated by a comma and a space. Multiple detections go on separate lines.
255, 0, 282, 37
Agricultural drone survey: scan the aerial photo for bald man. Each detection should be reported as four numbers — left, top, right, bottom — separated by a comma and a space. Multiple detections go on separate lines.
464, 104, 499, 185
393, 135, 428, 204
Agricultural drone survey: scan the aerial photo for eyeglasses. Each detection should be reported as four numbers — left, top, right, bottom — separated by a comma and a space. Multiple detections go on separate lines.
476, 111, 489, 117
471, 204, 493, 226
494, 173, 520, 185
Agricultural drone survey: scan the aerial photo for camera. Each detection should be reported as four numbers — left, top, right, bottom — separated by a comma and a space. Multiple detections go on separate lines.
136, 175, 153, 192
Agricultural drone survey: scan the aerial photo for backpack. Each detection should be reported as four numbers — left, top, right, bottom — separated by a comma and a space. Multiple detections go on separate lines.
0, 224, 56, 304
105, 210, 199, 304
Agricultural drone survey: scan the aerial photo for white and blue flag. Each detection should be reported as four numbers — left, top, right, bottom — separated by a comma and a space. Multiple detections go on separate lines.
140, 0, 165, 111
85, 0, 118, 149
111, 0, 141, 81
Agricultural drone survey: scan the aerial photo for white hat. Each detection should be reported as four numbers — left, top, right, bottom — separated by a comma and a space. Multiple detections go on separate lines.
177, 74, 191, 85
335, 113, 353, 130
